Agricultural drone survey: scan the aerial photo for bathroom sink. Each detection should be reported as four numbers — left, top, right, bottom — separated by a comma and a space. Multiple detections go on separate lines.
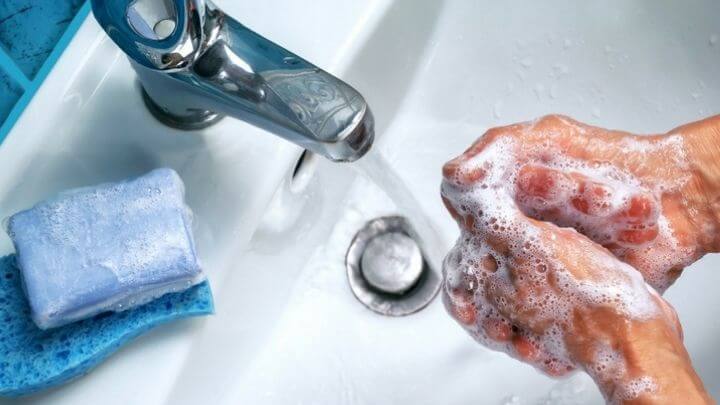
1, 0, 720, 404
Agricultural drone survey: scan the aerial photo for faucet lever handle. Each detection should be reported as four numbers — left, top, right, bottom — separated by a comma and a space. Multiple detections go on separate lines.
92, 0, 206, 70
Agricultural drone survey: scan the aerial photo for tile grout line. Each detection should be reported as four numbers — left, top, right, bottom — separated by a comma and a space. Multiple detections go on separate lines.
0, 1, 92, 145
0, 43, 31, 90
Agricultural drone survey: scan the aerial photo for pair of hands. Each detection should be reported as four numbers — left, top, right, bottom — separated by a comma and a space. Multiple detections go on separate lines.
441, 115, 720, 404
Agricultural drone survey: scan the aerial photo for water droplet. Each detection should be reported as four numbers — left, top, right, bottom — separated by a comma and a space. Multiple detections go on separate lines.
502, 395, 522, 405
710, 34, 718, 46
552, 63, 570, 77
283, 56, 300, 65
506, 81, 515, 94
520, 56, 534, 68
493, 101, 504, 119
549, 84, 559, 99
515, 70, 527, 82
515, 39, 528, 49
592, 107, 601, 118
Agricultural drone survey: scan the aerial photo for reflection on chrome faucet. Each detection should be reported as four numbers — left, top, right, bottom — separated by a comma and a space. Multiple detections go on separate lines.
91, 0, 374, 162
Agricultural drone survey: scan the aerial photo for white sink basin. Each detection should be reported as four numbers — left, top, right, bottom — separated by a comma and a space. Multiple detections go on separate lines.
2, 0, 720, 404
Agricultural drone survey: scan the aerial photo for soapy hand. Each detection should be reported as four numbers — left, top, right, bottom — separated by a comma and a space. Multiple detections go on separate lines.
441, 126, 678, 375
442, 212, 688, 402
444, 115, 720, 291
441, 115, 718, 403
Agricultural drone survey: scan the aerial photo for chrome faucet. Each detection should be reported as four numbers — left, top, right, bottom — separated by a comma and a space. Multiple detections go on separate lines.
91, 0, 374, 162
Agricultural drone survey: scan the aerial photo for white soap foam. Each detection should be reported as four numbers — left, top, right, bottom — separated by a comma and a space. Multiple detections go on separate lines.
440, 125, 673, 400
505, 128, 691, 292
585, 343, 626, 387
613, 376, 657, 404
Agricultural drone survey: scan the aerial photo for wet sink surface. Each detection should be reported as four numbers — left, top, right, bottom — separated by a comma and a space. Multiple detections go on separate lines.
2, 0, 720, 404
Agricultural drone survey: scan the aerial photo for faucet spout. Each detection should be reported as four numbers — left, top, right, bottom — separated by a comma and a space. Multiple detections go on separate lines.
92, 0, 374, 162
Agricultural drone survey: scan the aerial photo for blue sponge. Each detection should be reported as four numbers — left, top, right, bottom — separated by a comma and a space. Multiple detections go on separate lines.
0, 255, 214, 397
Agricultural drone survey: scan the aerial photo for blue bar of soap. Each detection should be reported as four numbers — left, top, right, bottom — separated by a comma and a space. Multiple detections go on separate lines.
6, 168, 205, 329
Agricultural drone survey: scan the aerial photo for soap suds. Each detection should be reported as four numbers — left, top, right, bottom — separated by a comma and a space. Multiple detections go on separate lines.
614, 376, 657, 402
440, 121, 680, 401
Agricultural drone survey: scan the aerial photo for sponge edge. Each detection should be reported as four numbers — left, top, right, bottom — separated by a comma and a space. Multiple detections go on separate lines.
6, 168, 205, 329
0, 255, 214, 397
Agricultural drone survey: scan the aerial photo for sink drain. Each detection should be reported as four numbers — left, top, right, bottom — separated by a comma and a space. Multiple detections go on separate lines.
346, 216, 441, 316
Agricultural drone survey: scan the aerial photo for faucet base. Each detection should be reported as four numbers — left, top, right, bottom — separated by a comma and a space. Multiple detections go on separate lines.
141, 87, 225, 131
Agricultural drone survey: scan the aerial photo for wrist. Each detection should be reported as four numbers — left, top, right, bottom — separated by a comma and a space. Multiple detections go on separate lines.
679, 115, 720, 252
567, 307, 710, 404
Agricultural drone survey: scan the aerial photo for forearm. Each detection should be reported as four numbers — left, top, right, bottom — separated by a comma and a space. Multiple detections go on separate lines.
604, 320, 710, 404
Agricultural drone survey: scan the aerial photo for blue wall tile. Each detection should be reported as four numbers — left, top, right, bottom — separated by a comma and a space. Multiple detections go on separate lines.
0, 0, 85, 79
0, 67, 21, 122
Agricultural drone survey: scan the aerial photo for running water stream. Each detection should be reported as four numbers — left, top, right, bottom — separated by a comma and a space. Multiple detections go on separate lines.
351, 147, 445, 273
